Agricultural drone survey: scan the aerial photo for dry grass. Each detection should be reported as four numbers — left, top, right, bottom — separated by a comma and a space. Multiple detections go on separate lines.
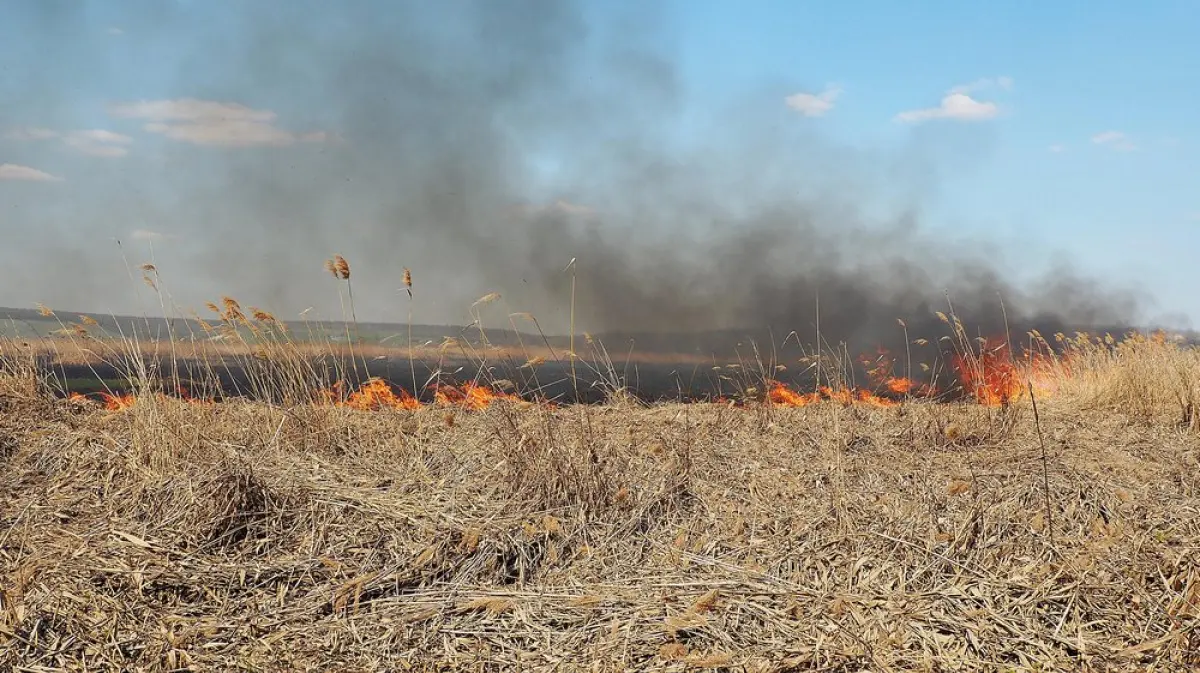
4, 256, 1200, 670
3, 329, 1200, 671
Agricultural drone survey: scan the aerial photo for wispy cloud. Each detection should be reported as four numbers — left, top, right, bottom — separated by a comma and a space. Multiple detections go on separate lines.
949, 76, 1013, 95
109, 98, 328, 148
784, 85, 842, 118
5, 127, 133, 157
5, 127, 60, 141
511, 199, 596, 218
131, 229, 171, 242
1091, 130, 1138, 151
62, 129, 133, 157
1048, 144, 1066, 153
0, 163, 63, 182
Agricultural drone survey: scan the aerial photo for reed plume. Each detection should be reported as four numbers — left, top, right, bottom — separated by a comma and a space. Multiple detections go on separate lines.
325, 255, 361, 378
403, 267, 416, 397
333, 255, 351, 280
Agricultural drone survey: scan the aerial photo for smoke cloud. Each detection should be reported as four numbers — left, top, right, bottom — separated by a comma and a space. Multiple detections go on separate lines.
1, 0, 1147, 356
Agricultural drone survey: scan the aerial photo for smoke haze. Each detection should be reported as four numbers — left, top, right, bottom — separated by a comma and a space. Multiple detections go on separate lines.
1, 0, 1148, 354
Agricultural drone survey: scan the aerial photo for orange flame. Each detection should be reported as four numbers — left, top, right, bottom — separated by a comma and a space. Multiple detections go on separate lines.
953, 337, 1062, 406
884, 377, 916, 395
325, 378, 524, 411
433, 382, 523, 409
100, 392, 136, 410
339, 377, 422, 411
767, 382, 821, 406
859, 347, 939, 399
766, 381, 898, 408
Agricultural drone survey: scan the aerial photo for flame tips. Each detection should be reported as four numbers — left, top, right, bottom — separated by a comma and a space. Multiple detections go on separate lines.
324, 378, 526, 412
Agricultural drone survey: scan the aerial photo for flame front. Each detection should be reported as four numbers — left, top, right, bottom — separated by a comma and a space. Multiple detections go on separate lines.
766, 381, 899, 408
73, 335, 1077, 413
327, 378, 523, 411
953, 337, 1061, 406
767, 382, 821, 406
432, 382, 523, 410
100, 392, 136, 410
340, 377, 422, 410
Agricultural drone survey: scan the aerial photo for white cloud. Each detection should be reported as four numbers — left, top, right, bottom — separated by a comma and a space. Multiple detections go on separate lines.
109, 99, 277, 123
73, 129, 132, 144
5, 126, 132, 157
1091, 130, 1137, 151
1048, 144, 1066, 153
784, 86, 842, 118
895, 92, 999, 123
109, 98, 327, 148
4, 127, 60, 141
0, 163, 62, 181
107, 27, 124, 36
62, 129, 133, 157
895, 77, 1012, 123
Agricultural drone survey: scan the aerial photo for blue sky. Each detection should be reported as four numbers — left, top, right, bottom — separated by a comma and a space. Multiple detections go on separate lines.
667, 0, 1198, 310
1, 0, 1197, 328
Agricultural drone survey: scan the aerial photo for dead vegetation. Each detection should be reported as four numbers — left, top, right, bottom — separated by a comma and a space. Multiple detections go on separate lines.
3, 258, 1200, 670
3, 335, 1200, 671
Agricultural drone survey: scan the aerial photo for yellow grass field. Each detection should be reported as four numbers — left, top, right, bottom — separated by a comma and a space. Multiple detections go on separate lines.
2, 327, 1200, 671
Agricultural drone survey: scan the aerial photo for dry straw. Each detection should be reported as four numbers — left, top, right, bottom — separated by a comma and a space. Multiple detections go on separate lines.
5, 255, 1200, 670
4, 335, 1200, 669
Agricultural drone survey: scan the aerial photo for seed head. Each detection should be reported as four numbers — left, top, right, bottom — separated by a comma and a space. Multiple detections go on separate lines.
472, 292, 500, 307
251, 308, 277, 323
333, 255, 350, 280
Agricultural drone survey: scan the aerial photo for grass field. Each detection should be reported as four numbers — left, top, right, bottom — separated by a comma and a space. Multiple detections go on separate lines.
2, 261, 1200, 670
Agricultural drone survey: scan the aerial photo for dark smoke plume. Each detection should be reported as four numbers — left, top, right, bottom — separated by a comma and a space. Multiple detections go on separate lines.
1, 0, 1148, 361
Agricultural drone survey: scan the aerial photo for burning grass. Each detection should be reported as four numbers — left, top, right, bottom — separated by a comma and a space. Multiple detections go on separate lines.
3, 330, 1200, 670
3, 258, 1200, 669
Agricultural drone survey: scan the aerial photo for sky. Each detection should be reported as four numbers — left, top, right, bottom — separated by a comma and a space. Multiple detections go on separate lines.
668, 1, 1198, 312
1, 0, 1197, 332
